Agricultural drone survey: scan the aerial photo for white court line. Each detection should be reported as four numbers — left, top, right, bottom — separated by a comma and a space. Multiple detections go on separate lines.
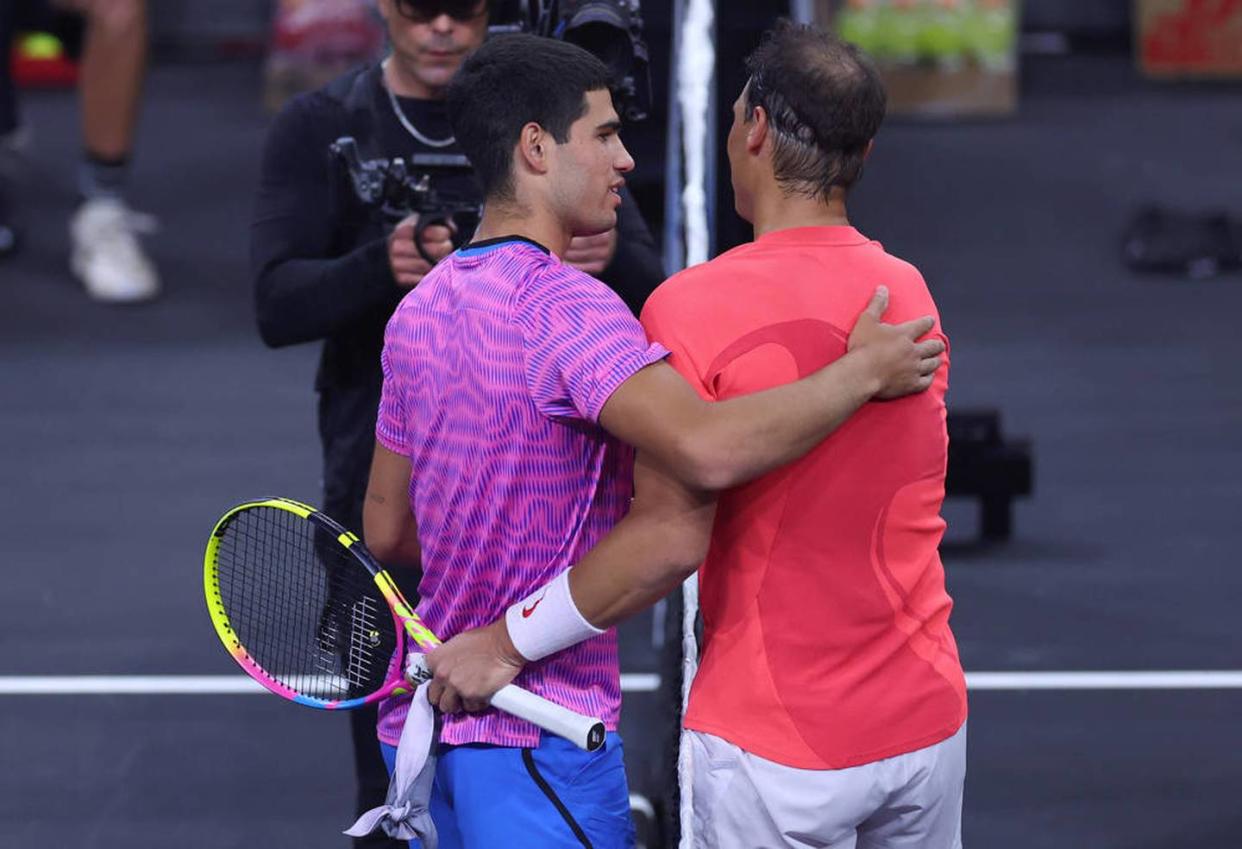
2, 671, 1242, 696
0, 676, 265, 695
622, 673, 662, 692
965, 671, 1242, 690
0, 673, 665, 695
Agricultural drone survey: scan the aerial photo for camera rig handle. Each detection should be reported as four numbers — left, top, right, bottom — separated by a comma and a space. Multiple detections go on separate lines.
330, 137, 482, 265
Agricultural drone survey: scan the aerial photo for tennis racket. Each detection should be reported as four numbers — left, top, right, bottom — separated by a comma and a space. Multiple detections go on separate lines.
204, 496, 605, 751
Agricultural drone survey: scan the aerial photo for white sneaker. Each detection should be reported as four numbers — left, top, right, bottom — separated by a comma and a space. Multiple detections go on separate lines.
0, 125, 31, 156
69, 197, 161, 303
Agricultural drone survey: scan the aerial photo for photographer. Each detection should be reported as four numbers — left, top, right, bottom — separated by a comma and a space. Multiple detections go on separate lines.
250, 1, 664, 844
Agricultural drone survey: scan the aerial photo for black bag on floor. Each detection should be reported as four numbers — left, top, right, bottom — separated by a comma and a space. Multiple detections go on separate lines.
1122, 206, 1242, 279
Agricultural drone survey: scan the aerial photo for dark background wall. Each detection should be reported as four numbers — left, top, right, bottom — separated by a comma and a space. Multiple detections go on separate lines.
140, 2, 1143, 257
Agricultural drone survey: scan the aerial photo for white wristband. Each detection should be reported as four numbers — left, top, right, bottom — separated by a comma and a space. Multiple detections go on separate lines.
505, 570, 605, 662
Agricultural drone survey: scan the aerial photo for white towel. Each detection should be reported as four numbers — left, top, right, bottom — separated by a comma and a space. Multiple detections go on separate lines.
344, 679, 440, 848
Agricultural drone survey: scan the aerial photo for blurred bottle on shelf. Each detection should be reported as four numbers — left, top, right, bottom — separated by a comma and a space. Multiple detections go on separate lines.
918, 0, 968, 70
828, 0, 1019, 117
837, 0, 883, 55
963, 0, 1017, 72
874, 0, 923, 65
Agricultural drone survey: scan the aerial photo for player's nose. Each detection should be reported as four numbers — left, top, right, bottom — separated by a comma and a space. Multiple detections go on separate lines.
615, 142, 635, 174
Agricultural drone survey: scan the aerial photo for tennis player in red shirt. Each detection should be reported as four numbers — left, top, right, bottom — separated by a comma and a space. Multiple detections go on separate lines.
640, 23, 968, 847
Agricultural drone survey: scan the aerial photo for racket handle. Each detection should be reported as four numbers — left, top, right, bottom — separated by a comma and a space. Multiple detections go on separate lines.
491, 685, 607, 752
405, 654, 606, 751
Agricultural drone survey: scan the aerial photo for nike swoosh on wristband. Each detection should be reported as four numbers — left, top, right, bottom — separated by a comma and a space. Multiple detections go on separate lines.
521, 594, 547, 618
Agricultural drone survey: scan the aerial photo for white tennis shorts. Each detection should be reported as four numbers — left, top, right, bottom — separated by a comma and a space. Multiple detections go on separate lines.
688, 722, 966, 849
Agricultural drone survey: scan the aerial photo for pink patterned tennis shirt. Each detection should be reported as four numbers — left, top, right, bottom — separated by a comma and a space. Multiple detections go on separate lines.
374, 237, 668, 747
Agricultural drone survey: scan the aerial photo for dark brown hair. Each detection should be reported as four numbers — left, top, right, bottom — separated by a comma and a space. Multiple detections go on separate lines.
744, 20, 887, 198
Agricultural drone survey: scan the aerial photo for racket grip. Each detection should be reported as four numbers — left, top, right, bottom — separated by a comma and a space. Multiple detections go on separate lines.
491, 685, 607, 752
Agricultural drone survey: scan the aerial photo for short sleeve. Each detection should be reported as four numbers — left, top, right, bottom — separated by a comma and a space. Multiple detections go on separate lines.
375, 342, 410, 455
518, 266, 668, 423
639, 276, 715, 401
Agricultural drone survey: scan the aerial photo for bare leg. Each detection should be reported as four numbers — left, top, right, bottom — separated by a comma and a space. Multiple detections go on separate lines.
76, 0, 147, 161
64, 0, 159, 301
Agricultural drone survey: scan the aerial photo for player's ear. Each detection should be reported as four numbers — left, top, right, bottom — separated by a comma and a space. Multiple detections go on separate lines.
747, 105, 768, 155
517, 122, 551, 175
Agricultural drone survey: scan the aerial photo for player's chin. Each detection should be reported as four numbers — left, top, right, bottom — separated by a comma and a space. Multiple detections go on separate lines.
595, 208, 619, 231
573, 215, 616, 239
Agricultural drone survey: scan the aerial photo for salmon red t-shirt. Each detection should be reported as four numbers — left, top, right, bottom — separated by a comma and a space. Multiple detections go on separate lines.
640, 226, 967, 770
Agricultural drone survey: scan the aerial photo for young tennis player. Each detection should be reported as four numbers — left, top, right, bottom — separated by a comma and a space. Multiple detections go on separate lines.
364, 33, 945, 849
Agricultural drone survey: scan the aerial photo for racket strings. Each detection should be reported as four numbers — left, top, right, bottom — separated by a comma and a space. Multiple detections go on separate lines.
329, 568, 385, 689
217, 508, 318, 693
211, 506, 397, 702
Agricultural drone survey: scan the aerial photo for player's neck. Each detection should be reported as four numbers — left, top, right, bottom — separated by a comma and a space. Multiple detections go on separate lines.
473, 205, 571, 258
751, 187, 851, 240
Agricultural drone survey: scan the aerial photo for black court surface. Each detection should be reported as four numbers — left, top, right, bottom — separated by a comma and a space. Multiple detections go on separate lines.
2, 55, 1241, 848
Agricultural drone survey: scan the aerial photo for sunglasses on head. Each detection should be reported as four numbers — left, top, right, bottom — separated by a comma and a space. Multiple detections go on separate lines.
394, 0, 488, 23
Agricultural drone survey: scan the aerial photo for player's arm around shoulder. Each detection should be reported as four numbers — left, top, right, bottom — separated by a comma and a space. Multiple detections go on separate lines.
602, 286, 947, 492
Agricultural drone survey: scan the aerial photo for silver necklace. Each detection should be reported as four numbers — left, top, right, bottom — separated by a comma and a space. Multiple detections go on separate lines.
383, 62, 456, 149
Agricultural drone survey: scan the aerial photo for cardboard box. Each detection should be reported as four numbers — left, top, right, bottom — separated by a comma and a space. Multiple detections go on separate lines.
1136, 0, 1242, 77
818, 1, 1020, 118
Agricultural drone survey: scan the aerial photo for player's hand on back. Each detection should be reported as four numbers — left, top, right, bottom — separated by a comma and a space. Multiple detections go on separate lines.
848, 286, 945, 400
388, 214, 456, 290
425, 619, 526, 714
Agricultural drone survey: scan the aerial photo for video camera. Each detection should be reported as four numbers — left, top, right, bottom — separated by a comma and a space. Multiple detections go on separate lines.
330, 137, 480, 264
492, 0, 652, 122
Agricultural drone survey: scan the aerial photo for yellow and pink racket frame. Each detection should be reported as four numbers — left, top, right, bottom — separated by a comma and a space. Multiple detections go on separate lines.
204, 496, 440, 709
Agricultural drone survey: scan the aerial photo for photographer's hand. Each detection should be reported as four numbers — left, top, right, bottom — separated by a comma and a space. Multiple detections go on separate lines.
388, 214, 456, 289
564, 229, 618, 276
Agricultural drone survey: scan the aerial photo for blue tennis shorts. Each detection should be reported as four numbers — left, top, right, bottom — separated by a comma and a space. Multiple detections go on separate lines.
381, 731, 635, 849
